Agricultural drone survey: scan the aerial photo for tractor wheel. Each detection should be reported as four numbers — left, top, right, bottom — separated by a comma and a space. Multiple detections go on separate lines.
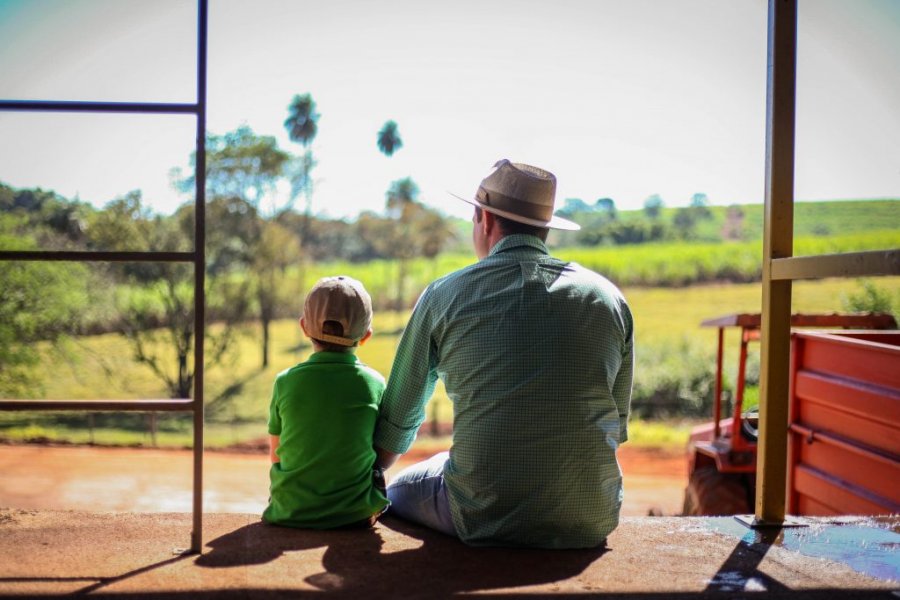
682, 466, 751, 516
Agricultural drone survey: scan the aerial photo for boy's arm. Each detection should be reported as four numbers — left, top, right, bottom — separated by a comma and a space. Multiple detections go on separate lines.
374, 445, 400, 469
269, 435, 280, 463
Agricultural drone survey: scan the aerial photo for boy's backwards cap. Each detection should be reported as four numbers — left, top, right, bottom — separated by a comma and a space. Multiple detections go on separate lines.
303, 276, 372, 347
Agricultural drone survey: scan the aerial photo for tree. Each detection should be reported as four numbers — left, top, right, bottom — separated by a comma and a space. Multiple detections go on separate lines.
595, 197, 617, 220
284, 93, 320, 245
205, 126, 291, 213
557, 198, 590, 218
112, 197, 251, 399
252, 220, 301, 368
181, 126, 293, 368
377, 120, 403, 157
643, 194, 664, 219
690, 192, 712, 219
0, 226, 90, 396
673, 206, 698, 239
284, 94, 319, 147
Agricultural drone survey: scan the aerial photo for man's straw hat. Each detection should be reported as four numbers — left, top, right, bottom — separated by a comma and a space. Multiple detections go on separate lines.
451, 159, 580, 231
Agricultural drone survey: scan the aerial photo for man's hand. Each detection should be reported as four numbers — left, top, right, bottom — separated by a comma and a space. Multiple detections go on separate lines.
374, 445, 401, 469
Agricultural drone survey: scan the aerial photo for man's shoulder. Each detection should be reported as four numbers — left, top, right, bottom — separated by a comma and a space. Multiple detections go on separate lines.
419, 260, 485, 303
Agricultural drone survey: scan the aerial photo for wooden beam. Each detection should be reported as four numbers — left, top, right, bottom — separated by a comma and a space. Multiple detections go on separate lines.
756, 0, 798, 525
771, 250, 900, 281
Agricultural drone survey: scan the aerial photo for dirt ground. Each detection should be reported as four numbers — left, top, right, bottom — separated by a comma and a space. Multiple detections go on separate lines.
0, 442, 688, 516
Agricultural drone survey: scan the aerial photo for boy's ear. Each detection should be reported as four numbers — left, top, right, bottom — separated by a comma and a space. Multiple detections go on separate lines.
299, 317, 310, 337
358, 328, 373, 346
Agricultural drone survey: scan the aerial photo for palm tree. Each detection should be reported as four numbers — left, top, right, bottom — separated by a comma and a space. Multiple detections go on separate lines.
377, 120, 403, 157
284, 94, 319, 147
284, 93, 320, 252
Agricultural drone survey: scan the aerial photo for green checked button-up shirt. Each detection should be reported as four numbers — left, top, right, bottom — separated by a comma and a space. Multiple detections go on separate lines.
375, 235, 634, 548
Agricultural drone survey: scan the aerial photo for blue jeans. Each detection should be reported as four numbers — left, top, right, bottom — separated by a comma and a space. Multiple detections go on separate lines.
386, 451, 457, 537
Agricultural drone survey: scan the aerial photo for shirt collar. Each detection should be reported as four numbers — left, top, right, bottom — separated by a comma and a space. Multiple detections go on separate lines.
488, 234, 549, 257
306, 351, 359, 364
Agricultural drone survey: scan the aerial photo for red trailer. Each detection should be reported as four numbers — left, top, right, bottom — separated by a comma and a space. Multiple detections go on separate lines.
787, 330, 900, 515
683, 313, 897, 516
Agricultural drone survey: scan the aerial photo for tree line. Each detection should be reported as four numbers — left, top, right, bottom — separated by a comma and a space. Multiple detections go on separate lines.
0, 93, 458, 399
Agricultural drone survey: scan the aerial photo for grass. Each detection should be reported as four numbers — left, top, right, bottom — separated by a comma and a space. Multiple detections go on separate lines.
296, 230, 900, 307
4, 276, 896, 449
627, 419, 696, 448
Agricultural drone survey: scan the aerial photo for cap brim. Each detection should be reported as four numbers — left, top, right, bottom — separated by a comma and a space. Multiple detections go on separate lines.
448, 192, 581, 231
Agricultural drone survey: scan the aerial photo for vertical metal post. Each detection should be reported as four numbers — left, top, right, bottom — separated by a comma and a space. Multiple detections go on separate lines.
190, 0, 208, 554
731, 331, 750, 444
756, 0, 797, 524
713, 327, 724, 439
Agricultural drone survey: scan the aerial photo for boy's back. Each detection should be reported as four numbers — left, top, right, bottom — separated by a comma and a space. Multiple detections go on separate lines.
265, 351, 388, 528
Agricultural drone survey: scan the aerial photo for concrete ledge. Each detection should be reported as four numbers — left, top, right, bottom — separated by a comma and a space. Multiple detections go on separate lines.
0, 509, 897, 598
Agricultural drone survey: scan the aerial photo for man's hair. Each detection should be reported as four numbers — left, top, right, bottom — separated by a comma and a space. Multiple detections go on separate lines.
475, 207, 549, 241
311, 320, 354, 353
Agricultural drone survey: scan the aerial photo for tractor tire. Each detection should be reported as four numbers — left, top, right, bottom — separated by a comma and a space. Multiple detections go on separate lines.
682, 466, 751, 516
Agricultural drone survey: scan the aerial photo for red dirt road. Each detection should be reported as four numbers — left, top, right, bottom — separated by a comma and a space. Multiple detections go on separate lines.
0, 443, 687, 516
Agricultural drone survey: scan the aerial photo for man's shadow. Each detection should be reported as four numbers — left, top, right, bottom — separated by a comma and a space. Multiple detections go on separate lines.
197, 515, 606, 596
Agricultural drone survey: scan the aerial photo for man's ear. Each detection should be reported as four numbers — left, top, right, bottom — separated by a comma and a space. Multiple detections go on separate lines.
481, 209, 495, 235
358, 328, 373, 346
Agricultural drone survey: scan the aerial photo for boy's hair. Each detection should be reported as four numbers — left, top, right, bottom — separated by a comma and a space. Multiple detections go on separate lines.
311, 320, 354, 353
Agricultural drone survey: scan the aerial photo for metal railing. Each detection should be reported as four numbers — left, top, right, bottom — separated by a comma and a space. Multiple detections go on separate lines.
755, 0, 900, 526
0, 0, 208, 553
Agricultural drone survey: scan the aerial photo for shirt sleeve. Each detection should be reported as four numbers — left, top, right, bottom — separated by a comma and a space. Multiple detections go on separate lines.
613, 304, 634, 443
267, 379, 282, 436
374, 287, 440, 454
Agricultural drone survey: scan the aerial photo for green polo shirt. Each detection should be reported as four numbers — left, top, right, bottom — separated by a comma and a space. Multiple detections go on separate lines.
375, 235, 634, 548
264, 351, 388, 529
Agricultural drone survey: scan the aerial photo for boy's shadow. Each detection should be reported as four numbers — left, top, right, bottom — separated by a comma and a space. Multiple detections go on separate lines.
197, 516, 606, 596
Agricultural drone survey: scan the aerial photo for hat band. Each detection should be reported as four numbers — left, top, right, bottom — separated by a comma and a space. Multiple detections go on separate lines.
319, 333, 356, 346
477, 186, 552, 223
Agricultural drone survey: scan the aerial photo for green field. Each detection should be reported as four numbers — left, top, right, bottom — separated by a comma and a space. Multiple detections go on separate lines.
301, 229, 900, 308
617, 199, 900, 241
3, 276, 896, 448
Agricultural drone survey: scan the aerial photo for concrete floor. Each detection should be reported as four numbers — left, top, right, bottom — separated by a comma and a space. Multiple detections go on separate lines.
0, 509, 897, 598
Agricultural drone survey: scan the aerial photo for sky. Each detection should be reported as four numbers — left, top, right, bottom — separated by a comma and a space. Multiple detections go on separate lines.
0, 0, 898, 220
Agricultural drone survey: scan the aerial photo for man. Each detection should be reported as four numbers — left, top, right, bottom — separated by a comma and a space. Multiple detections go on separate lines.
374, 159, 633, 548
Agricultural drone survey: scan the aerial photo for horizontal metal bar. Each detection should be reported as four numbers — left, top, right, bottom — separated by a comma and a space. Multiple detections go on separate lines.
771, 250, 900, 281
0, 250, 196, 263
0, 100, 199, 114
0, 399, 194, 412
789, 423, 899, 468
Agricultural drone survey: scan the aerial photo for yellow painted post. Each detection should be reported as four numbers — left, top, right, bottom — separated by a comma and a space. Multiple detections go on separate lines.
756, 0, 797, 524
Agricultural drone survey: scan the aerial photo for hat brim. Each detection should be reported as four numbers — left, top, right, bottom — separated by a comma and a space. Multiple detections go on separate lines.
449, 192, 581, 231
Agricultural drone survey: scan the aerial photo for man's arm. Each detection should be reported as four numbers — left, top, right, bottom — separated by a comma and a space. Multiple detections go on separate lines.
613, 306, 635, 443
373, 288, 440, 456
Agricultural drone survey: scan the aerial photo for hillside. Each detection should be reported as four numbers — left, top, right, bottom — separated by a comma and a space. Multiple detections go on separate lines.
579, 198, 900, 242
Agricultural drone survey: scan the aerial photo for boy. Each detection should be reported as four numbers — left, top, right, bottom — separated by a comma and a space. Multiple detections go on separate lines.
263, 275, 389, 528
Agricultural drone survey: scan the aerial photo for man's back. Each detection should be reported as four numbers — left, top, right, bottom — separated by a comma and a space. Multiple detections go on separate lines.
379, 235, 633, 547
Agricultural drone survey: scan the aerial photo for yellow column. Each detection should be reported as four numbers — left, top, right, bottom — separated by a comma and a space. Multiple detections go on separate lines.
757, 0, 797, 524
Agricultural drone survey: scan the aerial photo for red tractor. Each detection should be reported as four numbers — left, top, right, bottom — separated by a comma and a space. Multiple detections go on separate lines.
682, 312, 898, 516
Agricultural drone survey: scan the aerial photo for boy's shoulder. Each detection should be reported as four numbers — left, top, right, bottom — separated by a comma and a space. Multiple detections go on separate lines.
355, 360, 386, 386
274, 356, 385, 385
